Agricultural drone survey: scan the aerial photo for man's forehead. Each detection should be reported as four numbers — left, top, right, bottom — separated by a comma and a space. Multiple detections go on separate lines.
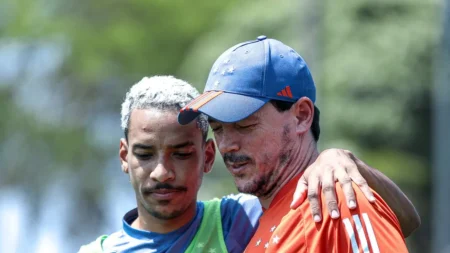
129, 128, 201, 148
130, 108, 178, 123
128, 108, 202, 138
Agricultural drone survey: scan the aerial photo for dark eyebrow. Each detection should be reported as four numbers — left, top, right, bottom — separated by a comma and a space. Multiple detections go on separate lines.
167, 141, 195, 149
132, 143, 153, 152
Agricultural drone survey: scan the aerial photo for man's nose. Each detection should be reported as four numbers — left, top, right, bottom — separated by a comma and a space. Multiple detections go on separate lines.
217, 130, 240, 154
150, 162, 175, 182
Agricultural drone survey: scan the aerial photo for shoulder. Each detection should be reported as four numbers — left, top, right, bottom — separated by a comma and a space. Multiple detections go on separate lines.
78, 230, 132, 253
335, 182, 401, 227
295, 182, 401, 227
219, 193, 262, 226
78, 235, 109, 253
218, 194, 263, 253
296, 182, 408, 252
220, 193, 261, 214
100, 230, 130, 250
221, 193, 258, 202
218, 193, 262, 226
268, 182, 408, 252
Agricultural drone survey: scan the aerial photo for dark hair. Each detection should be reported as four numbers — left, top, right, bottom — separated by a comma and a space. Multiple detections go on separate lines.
124, 128, 129, 142
270, 100, 320, 142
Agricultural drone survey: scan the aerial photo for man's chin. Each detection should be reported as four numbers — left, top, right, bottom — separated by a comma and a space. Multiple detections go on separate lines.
235, 179, 258, 195
234, 176, 269, 197
149, 206, 186, 220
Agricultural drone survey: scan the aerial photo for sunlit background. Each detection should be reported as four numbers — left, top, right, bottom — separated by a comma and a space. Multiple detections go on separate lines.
0, 0, 449, 252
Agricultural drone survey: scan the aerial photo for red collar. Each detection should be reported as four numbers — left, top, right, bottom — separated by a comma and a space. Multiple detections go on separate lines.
265, 173, 303, 210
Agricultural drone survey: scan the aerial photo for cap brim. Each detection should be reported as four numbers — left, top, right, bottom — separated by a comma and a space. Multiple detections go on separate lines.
178, 91, 269, 125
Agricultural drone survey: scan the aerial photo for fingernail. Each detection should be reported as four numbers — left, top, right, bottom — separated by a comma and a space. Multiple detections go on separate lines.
369, 196, 375, 202
331, 210, 340, 219
314, 215, 321, 222
349, 200, 356, 209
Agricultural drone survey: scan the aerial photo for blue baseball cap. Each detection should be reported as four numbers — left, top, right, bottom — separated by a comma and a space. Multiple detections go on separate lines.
178, 35, 316, 125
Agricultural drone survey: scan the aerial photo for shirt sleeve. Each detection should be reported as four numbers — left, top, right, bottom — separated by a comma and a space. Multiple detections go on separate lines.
77, 235, 108, 253
220, 193, 263, 253
302, 184, 408, 253
270, 183, 409, 253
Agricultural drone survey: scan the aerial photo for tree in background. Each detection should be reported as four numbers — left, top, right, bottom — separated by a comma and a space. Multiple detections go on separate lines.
0, 0, 439, 251
320, 0, 437, 250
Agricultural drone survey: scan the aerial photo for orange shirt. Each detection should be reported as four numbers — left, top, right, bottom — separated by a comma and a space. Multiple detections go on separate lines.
245, 175, 408, 253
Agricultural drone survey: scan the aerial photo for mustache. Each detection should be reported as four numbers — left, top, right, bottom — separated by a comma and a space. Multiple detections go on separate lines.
223, 153, 252, 164
142, 183, 187, 194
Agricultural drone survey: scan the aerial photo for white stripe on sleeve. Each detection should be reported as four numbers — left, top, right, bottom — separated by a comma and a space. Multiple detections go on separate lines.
362, 213, 380, 253
353, 214, 370, 253
343, 218, 359, 253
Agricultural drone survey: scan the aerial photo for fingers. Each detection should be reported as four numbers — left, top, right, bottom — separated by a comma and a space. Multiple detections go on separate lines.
350, 170, 375, 203
302, 148, 377, 224
321, 167, 340, 219
306, 173, 322, 222
291, 175, 308, 209
342, 150, 375, 203
336, 171, 357, 209
351, 158, 376, 203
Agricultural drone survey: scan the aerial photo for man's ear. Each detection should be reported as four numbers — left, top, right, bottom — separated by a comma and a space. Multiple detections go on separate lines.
119, 138, 129, 174
203, 139, 216, 174
292, 97, 314, 135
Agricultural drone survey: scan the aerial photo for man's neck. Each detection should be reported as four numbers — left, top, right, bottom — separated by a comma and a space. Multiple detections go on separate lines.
131, 201, 197, 234
258, 139, 319, 209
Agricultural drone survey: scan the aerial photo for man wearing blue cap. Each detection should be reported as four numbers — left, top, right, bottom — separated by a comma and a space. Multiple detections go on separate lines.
78, 72, 417, 252
178, 36, 414, 252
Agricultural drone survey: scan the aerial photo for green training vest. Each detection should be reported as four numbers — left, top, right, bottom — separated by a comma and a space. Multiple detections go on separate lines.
185, 198, 228, 253
77, 199, 228, 253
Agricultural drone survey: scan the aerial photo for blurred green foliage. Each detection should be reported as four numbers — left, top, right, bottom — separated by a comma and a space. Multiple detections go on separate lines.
0, 0, 440, 252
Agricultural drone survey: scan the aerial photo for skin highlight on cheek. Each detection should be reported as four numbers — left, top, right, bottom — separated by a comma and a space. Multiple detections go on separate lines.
248, 123, 295, 199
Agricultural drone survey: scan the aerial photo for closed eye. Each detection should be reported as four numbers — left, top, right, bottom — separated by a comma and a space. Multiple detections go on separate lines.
210, 124, 222, 132
173, 152, 193, 160
237, 124, 257, 129
134, 153, 153, 160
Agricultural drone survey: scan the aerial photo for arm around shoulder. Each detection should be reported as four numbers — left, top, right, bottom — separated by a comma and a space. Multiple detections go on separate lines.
310, 183, 410, 253
355, 158, 421, 237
